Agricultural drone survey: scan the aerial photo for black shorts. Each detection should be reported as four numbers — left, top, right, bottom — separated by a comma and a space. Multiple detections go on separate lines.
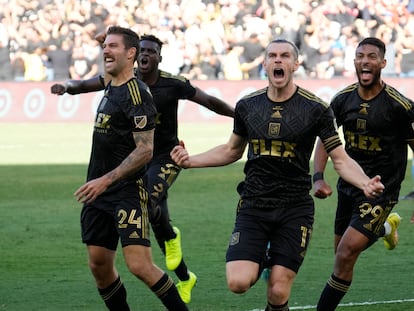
144, 153, 181, 205
81, 182, 151, 250
335, 191, 396, 242
226, 196, 314, 273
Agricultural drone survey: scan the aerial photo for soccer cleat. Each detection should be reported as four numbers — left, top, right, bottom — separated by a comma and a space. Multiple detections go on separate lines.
176, 271, 197, 304
165, 226, 183, 270
383, 212, 402, 250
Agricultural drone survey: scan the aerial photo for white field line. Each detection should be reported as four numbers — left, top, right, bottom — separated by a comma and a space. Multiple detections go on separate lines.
248, 298, 414, 311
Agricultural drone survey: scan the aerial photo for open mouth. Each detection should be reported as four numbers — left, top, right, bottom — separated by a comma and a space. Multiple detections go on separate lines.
273, 68, 284, 79
360, 68, 372, 79
139, 57, 149, 65
104, 56, 115, 69
139, 57, 150, 70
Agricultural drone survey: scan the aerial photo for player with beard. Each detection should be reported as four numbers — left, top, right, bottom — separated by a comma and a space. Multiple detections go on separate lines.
51, 33, 234, 304
170, 38, 384, 311
313, 37, 414, 310
74, 26, 188, 311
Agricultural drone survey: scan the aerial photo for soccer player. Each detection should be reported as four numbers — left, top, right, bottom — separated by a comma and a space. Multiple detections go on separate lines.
51, 33, 234, 304
313, 37, 414, 310
74, 26, 188, 311
170, 38, 384, 311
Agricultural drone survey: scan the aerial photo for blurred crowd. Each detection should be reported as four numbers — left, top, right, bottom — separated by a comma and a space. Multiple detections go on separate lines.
1, 0, 414, 82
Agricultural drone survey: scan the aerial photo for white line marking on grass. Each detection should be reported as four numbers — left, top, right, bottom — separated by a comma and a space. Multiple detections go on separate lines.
248, 298, 414, 311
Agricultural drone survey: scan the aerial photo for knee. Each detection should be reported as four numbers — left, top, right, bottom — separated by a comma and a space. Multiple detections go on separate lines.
127, 258, 160, 281
126, 260, 147, 278
227, 275, 251, 294
88, 256, 109, 275
88, 258, 116, 288
335, 246, 357, 263
267, 283, 290, 305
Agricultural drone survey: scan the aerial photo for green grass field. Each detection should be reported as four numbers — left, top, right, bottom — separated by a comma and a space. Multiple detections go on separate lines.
0, 123, 413, 311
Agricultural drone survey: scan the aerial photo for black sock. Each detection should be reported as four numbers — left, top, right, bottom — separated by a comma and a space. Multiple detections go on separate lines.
98, 276, 130, 311
151, 273, 188, 311
175, 260, 190, 281
265, 301, 289, 311
317, 274, 351, 311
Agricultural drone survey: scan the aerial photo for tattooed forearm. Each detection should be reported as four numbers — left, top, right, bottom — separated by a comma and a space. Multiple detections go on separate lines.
105, 129, 154, 184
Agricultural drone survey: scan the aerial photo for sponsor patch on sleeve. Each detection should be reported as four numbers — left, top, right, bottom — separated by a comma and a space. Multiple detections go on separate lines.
134, 116, 147, 129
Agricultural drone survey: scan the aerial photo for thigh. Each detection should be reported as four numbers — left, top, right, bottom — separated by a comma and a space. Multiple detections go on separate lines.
225, 200, 273, 264
81, 200, 119, 250
334, 191, 354, 236
226, 259, 260, 289
269, 199, 314, 273
117, 184, 152, 248
349, 198, 395, 242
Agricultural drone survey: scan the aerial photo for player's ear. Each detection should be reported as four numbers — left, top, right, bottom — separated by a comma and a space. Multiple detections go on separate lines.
159, 55, 163, 63
128, 47, 138, 61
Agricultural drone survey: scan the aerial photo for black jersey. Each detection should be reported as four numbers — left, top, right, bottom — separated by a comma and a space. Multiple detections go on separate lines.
332, 82, 414, 198
147, 70, 196, 155
234, 86, 341, 208
87, 78, 157, 193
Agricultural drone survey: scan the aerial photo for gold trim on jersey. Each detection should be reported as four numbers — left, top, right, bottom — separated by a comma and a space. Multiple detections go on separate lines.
137, 179, 150, 240
384, 85, 413, 111
335, 83, 413, 112
241, 88, 267, 100
159, 70, 187, 82
323, 135, 342, 153
127, 79, 142, 105
334, 83, 358, 98
297, 87, 329, 108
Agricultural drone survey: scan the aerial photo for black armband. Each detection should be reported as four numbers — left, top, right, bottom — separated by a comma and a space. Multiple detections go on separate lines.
312, 172, 324, 183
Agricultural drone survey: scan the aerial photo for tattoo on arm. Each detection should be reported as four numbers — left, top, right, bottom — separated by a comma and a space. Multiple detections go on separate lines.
106, 129, 154, 183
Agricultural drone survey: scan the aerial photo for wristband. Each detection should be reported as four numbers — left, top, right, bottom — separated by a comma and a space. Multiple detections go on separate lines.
312, 172, 324, 183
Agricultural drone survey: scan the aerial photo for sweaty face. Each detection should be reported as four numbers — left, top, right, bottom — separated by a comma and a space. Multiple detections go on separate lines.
263, 42, 298, 88
354, 44, 386, 88
138, 41, 161, 74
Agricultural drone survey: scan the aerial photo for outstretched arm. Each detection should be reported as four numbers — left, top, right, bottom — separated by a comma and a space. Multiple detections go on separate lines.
171, 133, 247, 169
50, 75, 105, 95
328, 145, 384, 198
191, 88, 235, 118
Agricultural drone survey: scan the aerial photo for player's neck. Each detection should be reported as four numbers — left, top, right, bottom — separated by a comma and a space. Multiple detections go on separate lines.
267, 83, 297, 102
358, 80, 384, 101
139, 69, 159, 86
110, 68, 135, 86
